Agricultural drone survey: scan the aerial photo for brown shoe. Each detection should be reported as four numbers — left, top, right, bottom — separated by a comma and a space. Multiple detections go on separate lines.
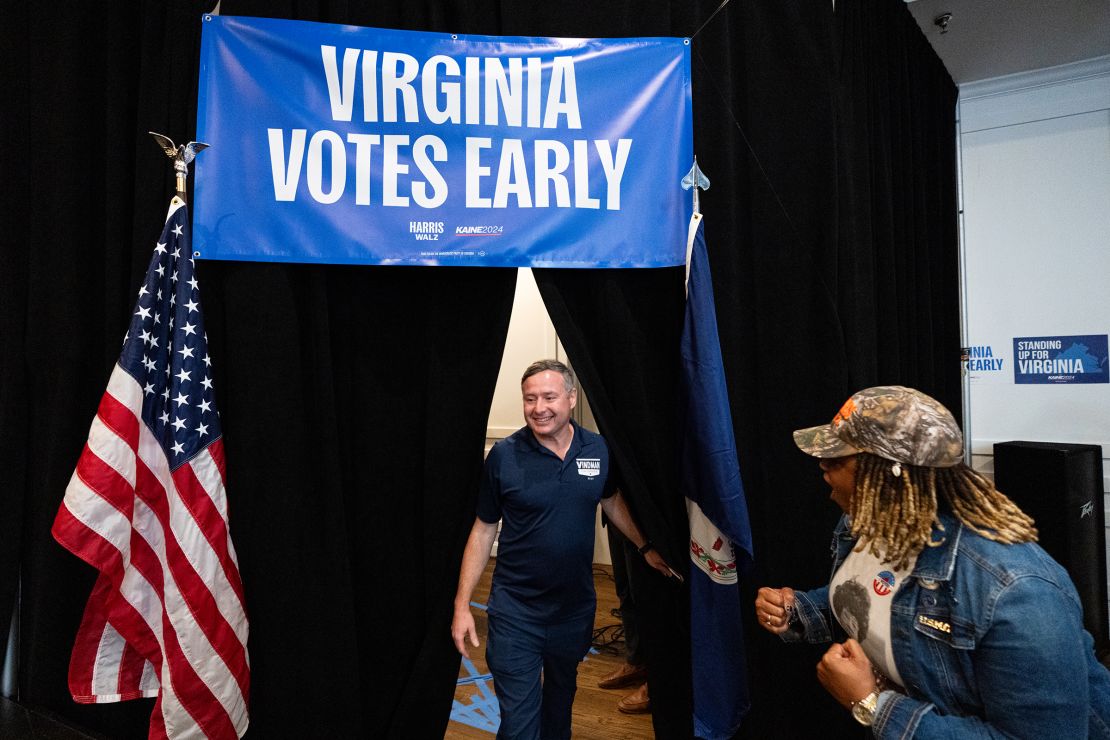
617, 683, 651, 714
598, 662, 648, 690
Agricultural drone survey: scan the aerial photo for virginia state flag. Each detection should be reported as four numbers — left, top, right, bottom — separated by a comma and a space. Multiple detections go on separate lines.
680, 212, 753, 740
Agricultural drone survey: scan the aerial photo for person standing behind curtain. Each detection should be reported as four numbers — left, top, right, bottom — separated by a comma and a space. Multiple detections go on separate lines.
755, 386, 1110, 738
597, 525, 651, 714
451, 359, 675, 740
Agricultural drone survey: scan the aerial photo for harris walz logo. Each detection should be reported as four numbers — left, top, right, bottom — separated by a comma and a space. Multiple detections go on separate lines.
575, 458, 600, 478
409, 221, 444, 241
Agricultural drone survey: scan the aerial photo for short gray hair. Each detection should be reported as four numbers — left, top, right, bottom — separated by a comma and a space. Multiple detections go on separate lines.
521, 359, 576, 393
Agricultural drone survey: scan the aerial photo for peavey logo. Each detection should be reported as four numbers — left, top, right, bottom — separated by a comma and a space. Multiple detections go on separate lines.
576, 458, 601, 478
410, 221, 444, 241
455, 225, 504, 236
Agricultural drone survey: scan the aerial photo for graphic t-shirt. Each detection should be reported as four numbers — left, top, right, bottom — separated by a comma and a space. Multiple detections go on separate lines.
829, 541, 916, 688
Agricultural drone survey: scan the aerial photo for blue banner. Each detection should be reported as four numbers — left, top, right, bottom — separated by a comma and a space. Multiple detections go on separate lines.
1013, 334, 1109, 384
195, 15, 692, 267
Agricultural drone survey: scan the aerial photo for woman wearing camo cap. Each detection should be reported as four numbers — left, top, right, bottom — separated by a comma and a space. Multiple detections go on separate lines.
755, 385, 1110, 737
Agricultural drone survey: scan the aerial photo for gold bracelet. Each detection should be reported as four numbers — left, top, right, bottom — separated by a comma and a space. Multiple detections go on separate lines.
870, 666, 887, 692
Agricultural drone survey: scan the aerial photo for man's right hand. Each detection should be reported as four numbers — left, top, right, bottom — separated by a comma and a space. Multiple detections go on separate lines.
755, 586, 796, 635
451, 607, 480, 658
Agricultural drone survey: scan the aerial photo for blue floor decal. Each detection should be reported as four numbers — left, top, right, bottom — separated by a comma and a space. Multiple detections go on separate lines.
452, 656, 500, 733
449, 600, 597, 734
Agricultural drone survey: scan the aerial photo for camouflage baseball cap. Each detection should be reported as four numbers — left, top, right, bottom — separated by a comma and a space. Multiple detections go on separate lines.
792, 386, 964, 468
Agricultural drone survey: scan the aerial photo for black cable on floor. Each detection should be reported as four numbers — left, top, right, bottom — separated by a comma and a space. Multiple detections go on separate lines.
591, 624, 626, 656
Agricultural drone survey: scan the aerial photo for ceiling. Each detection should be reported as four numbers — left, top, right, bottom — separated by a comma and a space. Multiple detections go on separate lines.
905, 0, 1110, 84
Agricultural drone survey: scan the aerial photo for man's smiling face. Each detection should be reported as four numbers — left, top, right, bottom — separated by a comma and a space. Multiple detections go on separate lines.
522, 370, 576, 441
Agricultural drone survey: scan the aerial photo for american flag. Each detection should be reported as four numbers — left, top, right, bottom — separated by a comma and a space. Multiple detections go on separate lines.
52, 197, 249, 739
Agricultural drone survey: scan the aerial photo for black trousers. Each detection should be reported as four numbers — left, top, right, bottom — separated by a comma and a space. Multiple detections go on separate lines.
605, 526, 643, 666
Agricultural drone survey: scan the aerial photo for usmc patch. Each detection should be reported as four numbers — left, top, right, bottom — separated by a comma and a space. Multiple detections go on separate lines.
917, 614, 951, 634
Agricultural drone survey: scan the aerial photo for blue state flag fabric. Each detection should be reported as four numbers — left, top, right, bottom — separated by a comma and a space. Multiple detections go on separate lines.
680, 213, 753, 740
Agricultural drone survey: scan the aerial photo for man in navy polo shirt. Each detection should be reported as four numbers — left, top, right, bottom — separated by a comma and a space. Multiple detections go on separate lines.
451, 359, 674, 739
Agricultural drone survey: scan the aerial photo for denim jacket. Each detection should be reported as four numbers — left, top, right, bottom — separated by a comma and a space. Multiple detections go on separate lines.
786, 513, 1110, 738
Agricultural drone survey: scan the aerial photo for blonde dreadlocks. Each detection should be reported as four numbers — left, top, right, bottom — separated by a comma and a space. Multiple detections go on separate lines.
848, 452, 1037, 570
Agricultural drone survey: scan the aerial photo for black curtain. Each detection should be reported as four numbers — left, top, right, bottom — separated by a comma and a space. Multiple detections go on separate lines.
535, 267, 692, 736
682, 0, 959, 737
1, 1, 957, 738
1, 3, 517, 738
539, 0, 958, 738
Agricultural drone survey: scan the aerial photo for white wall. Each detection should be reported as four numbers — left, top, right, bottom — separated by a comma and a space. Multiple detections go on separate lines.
960, 55, 1110, 482
486, 269, 561, 439
958, 55, 1110, 600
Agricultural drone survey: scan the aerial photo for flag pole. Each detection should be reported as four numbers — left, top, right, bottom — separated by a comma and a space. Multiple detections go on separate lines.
148, 132, 209, 202
679, 159, 754, 739
681, 157, 710, 217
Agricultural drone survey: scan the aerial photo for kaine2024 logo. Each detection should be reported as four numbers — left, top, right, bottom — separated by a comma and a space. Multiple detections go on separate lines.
455, 225, 504, 236
575, 458, 600, 478
1013, 335, 1109, 385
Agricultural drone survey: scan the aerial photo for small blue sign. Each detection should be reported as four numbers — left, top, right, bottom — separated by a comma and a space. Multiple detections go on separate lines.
965, 345, 1003, 373
1013, 334, 1109, 384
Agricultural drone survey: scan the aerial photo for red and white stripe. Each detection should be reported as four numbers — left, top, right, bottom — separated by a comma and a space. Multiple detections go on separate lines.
53, 364, 249, 739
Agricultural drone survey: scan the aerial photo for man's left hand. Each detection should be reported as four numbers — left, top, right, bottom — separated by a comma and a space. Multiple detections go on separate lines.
816, 639, 877, 709
644, 548, 682, 581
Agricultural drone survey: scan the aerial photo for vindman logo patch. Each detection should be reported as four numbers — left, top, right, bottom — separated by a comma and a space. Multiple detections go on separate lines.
575, 458, 600, 478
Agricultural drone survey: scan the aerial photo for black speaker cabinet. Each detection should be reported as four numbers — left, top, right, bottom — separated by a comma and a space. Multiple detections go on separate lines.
993, 441, 1108, 654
